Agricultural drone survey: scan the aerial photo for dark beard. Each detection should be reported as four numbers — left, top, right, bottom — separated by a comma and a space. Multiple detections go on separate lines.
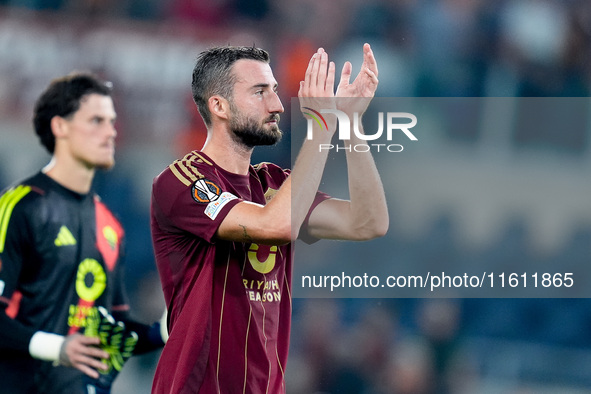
230, 114, 282, 148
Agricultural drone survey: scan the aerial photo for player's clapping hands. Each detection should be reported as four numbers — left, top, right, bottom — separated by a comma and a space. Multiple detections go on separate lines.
298, 44, 379, 134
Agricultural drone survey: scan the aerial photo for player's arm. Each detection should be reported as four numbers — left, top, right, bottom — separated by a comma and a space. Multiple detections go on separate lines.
306, 43, 389, 241
216, 48, 338, 245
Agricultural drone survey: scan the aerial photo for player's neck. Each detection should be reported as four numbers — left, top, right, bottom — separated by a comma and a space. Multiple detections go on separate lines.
42, 157, 95, 195
201, 127, 253, 175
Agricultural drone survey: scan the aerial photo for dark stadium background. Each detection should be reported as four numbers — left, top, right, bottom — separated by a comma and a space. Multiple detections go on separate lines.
1, 0, 591, 392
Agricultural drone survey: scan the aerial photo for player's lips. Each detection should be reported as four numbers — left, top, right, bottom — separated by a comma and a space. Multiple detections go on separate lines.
265, 115, 280, 125
101, 142, 115, 152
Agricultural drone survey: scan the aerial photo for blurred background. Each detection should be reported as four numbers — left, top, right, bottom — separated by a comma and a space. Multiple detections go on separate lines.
1, 0, 591, 392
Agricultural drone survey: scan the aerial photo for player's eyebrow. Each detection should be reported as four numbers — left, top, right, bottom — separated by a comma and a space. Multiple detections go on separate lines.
251, 83, 278, 90
91, 114, 117, 125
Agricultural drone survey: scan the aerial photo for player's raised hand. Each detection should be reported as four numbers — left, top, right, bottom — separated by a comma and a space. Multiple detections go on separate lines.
336, 43, 379, 115
299, 47, 336, 98
298, 48, 337, 133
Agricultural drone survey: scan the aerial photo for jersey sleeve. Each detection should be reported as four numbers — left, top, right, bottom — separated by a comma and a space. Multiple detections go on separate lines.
0, 186, 33, 309
0, 186, 38, 352
298, 191, 332, 244
152, 169, 243, 244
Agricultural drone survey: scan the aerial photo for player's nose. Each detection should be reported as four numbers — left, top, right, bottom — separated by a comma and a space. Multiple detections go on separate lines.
107, 123, 117, 139
268, 91, 284, 114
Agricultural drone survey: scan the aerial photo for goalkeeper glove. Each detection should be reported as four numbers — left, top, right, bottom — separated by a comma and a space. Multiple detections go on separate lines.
84, 306, 138, 394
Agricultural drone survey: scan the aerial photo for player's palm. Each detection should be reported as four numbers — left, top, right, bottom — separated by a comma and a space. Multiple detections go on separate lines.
336, 43, 379, 115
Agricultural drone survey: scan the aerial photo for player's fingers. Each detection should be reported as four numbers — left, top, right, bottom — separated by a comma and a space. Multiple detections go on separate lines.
303, 54, 316, 95
73, 357, 110, 379
72, 354, 109, 372
339, 61, 352, 89
326, 61, 336, 94
363, 43, 378, 78
364, 67, 378, 84
88, 355, 109, 371
72, 335, 109, 358
68, 335, 110, 360
306, 53, 321, 94
309, 48, 322, 94
78, 335, 101, 346
317, 49, 329, 93
297, 81, 304, 97
76, 363, 100, 379
82, 344, 110, 360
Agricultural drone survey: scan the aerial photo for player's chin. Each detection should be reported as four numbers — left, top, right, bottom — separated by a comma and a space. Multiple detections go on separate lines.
96, 158, 115, 170
262, 129, 282, 146
264, 123, 281, 136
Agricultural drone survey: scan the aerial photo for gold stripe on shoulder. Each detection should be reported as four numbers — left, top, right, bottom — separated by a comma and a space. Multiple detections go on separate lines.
193, 152, 213, 166
183, 153, 206, 180
178, 161, 198, 182
169, 163, 192, 186
169, 152, 212, 186
182, 154, 205, 180
0, 185, 32, 253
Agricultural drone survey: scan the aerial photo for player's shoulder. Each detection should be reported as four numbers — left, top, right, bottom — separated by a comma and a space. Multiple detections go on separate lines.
0, 173, 47, 206
154, 151, 216, 190
0, 173, 49, 227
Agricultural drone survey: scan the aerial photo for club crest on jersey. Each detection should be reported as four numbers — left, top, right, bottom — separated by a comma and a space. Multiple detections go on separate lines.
192, 179, 221, 203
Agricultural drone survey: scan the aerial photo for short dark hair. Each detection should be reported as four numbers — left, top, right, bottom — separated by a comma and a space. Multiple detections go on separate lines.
33, 72, 113, 154
192, 46, 270, 127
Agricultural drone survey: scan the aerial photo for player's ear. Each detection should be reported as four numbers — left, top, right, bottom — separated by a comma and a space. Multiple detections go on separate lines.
50, 115, 68, 138
209, 95, 230, 121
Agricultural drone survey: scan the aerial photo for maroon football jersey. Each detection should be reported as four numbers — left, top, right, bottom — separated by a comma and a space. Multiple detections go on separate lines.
151, 151, 327, 394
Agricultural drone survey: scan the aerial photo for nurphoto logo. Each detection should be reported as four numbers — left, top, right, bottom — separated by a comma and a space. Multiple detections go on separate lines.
305, 108, 418, 152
